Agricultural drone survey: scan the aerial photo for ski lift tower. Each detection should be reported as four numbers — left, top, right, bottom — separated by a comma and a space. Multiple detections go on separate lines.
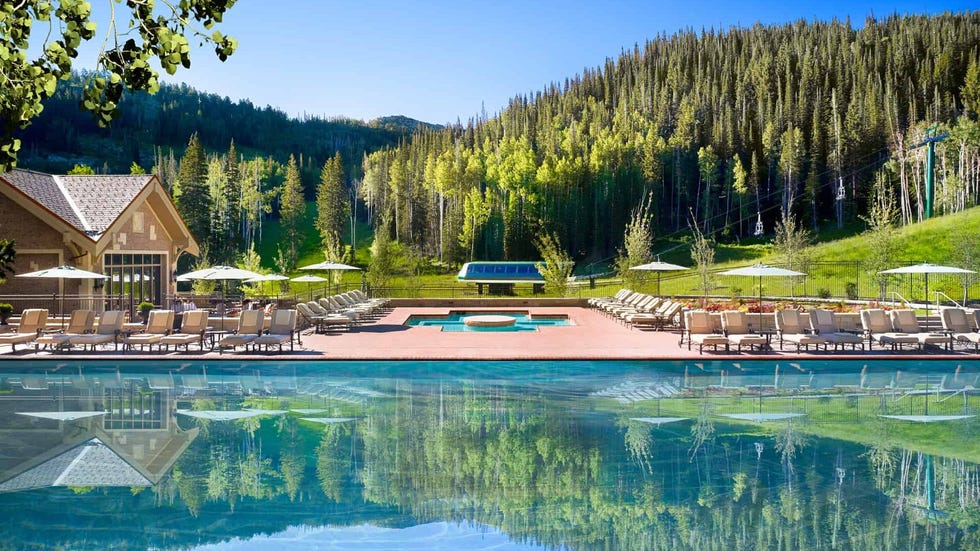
910, 125, 949, 220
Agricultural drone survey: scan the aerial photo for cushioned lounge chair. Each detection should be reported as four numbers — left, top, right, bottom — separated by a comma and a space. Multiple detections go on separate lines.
122, 310, 174, 351
860, 309, 919, 350
721, 310, 769, 352
889, 309, 949, 351
939, 307, 979, 352
35, 309, 95, 351
628, 300, 683, 330
0, 309, 49, 351
218, 310, 264, 353
683, 310, 730, 353
69, 310, 125, 351
296, 302, 350, 333
808, 308, 865, 350
774, 309, 827, 352
159, 310, 209, 351
253, 309, 298, 352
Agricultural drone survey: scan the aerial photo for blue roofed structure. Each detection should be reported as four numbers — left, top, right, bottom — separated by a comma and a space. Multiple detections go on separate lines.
457, 262, 545, 295
457, 262, 545, 283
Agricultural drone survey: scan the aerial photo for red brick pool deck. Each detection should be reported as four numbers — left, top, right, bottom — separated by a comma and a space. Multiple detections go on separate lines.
2, 306, 970, 361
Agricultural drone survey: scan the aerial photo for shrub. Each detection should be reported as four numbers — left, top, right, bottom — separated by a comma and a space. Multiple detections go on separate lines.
845, 282, 859, 300
818, 288, 832, 299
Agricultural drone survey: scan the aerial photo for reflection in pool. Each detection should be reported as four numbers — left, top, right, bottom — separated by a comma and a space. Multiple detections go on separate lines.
0, 359, 978, 550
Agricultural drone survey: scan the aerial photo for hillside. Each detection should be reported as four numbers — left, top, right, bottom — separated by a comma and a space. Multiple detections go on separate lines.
359, 12, 980, 267
14, 74, 434, 175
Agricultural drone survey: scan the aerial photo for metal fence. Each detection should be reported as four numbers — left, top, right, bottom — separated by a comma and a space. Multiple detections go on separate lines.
2, 260, 978, 314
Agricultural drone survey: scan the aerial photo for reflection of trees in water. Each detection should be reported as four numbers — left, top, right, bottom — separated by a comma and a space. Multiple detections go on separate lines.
150, 383, 980, 549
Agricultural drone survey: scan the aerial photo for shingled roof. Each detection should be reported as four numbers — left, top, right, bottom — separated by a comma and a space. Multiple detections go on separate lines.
1, 169, 153, 238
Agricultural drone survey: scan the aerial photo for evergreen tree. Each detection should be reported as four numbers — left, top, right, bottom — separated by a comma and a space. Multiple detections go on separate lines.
176, 133, 212, 243
315, 153, 350, 250
279, 154, 306, 270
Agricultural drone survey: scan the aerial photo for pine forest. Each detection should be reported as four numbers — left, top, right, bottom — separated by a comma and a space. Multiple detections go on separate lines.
18, 12, 980, 271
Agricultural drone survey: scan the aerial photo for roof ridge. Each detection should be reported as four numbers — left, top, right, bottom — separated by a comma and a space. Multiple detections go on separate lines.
51, 175, 92, 232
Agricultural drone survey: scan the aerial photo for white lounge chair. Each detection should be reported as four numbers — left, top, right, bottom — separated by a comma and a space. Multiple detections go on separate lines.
808, 308, 864, 351
774, 309, 826, 352
721, 310, 769, 352
889, 309, 949, 351
939, 308, 979, 352
253, 309, 298, 352
218, 310, 264, 353
35, 309, 95, 351
69, 310, 125, 351
682, 310, 730, 354
860, 309, 919, 351
122, 310, 175, 351
159, 310, 209, 351
0, 309, 48, 351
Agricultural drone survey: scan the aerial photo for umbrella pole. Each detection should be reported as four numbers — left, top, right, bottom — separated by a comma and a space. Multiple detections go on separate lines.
657, 272, 662, 297
60, 291, 65, 331
924, 274, 929, 316
758, 276, 763, 329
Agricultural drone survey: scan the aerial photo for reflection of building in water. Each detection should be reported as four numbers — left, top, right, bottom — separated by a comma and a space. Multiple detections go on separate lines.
0, 371, 197, 493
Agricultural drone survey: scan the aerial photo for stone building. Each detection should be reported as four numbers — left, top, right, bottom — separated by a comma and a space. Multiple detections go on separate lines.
0, 168, 199, 313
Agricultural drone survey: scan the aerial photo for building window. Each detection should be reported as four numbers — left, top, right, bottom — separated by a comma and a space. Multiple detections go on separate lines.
104, 253, 164, 314
133, 212, 145, 233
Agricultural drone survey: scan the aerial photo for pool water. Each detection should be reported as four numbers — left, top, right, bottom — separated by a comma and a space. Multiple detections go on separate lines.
0, 359, 978, 550
405, 311, 571, 331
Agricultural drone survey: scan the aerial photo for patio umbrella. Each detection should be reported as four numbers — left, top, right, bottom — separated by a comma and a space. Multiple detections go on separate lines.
176, 265, 263, 315
177, 409, 286, 421
720, 263, 806, 326
300, 261, 360, 294
244, 273, 289, 303
175, 265, 263, 282
879, 263, 976, 315
291, 274, 328, 301
16, 265, 108, 329
629, 258, 688, 296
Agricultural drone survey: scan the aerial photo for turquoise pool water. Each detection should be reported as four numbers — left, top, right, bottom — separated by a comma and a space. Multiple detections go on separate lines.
0, 358, 978, 550
404, 311, 571, 331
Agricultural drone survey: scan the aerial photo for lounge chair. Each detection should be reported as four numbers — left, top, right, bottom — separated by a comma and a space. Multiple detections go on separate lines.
351, 289, 390, 310
159, 310, 209, 351
774, 309, 827, 352
0, 309, 49, 351
939, 308, 980, 352
721, 310, 769, 352
889, 309, 949, 351
69, 310, 125, 351
589, 289, 630, 309
628, 300, 682, 330
682, 310, 730, 353
35, 309, 95, 351
217, 310, 264, 352
808, 308, 865, 351
860, 309, 919, 351
296, 302, 349, 333
253, 309, 298, 352
121, 310, 174, 351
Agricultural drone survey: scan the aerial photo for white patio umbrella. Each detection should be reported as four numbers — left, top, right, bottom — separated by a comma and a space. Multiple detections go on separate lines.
629, 258, 688, 296
291, 274, 328, 301
244, 273, 289, 302
176, 265, 263, 282
879, 263, 976, 315
16, 265, 108, 329
300, 261, 360, 294
176, 265, 262, 315
720, 263, 806, 325
177, 409, 286, 421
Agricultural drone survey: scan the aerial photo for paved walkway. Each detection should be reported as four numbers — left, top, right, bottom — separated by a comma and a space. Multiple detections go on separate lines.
1, 307, 973, 362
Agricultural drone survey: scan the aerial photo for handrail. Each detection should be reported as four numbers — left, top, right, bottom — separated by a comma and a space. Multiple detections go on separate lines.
887, 291, 912, 309
933, 290, 963, 309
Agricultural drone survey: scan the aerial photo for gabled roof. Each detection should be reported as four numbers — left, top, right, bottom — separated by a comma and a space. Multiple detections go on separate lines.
2, 168, 153, 238
0, 438, 152, 492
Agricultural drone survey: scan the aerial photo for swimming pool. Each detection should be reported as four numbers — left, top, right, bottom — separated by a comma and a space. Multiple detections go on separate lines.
0, 358, 977, 549
404, 311, 572, 331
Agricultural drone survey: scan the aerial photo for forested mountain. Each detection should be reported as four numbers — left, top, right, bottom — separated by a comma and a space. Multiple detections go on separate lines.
15, 73, 436, 176
361, 12, 980, 264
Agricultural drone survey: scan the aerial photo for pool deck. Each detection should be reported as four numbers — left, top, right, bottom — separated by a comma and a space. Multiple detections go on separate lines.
0, 306, 972, 362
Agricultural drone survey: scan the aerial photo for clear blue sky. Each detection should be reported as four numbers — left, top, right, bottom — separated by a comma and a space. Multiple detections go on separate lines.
80, 1, 978, 125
